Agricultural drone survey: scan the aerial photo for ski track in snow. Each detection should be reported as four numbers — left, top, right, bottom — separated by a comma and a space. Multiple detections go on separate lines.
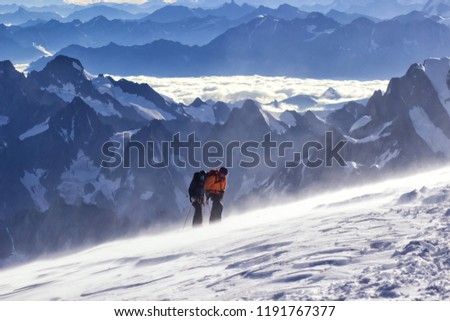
1, 166, 450, 301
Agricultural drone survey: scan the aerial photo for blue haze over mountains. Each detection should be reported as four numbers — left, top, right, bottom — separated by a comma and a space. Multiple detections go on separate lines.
0, 1, 447, 79
28, 10, 450, 79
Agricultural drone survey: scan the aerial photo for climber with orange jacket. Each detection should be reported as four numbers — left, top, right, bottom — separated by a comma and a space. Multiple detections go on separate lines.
204, 167, 228, 223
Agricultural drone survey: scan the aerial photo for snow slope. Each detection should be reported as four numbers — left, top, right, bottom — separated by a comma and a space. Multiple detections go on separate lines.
1, 166, 450, 300
423, 58, 450, 117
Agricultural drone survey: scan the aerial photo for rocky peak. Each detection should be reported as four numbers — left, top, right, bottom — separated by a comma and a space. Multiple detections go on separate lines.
36, 55, 88, 85
190, 97, 206, 108
0, 60, 23, 82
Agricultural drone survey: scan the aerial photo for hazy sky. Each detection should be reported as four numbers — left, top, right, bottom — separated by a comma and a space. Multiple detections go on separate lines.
0, 0, 429, 7
0, 0, 148, 4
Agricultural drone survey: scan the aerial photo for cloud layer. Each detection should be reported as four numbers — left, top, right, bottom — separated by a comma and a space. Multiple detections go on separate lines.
123, 75, 389, 106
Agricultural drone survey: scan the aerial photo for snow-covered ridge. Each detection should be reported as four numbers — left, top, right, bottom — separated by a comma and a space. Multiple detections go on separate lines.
409, 106, 450, 156
32, 43, 53, 57
350, 115, 371, 132
44, 83, 76, 103
346, 121, 392, 144
19, 118, 50, 141
0, 115, 9, 127
20, 169, 49, 212
423, 58, 450, 117
93, 77, 175, 121
57, 150, 121, 206
184, 103, 216, 124
2, 165, 450, 300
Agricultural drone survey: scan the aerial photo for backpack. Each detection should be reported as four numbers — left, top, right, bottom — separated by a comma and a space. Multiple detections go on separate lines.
188, 171, 206, 199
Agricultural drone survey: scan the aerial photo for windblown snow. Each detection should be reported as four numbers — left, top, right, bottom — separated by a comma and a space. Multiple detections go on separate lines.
1, 165, 450, 300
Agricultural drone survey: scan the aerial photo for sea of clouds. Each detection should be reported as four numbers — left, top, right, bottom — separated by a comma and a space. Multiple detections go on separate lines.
123, 75, 389, 107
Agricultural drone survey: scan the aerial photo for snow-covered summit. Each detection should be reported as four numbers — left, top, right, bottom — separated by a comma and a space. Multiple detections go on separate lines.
320, 87, 341, 100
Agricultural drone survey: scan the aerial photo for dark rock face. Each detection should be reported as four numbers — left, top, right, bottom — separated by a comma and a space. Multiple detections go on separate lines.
0, 221, 13, 260
208, 100, 272, 142
212, 101, 231, 124
0, 56, 185, 261
327, 101, 366, 134
447, 70, 450, 90
190, 97, 206, 108
110, 77, 170, 111
344, 62, 450, 169
247, 112, 350, 204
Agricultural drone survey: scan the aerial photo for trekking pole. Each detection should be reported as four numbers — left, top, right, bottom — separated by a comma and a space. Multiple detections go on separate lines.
182, 206, 193, 230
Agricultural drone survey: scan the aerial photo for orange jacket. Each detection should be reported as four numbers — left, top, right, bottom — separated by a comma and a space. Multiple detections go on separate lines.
204, 171, 227, 196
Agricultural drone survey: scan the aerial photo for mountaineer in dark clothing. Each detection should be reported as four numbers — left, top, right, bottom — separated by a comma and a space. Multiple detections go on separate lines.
188, 170, 207, 227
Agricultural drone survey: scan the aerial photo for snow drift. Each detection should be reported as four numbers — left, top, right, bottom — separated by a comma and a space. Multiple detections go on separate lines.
1, 165, 449, 300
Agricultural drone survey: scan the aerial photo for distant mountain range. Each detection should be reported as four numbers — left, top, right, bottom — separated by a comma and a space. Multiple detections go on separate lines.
0, 31, 41, 63
299, 0, 424, 19
29, 11, 450, 79
0, 3, 324, 55
64, 5, 146, 22
5, 2, 448, 70
0, 7, 61, 25
2, 54, 450, 261
0, 1, 441, 26
0, 2, 307, 26
0, 3, 384, 64
2, 15, 235, 52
